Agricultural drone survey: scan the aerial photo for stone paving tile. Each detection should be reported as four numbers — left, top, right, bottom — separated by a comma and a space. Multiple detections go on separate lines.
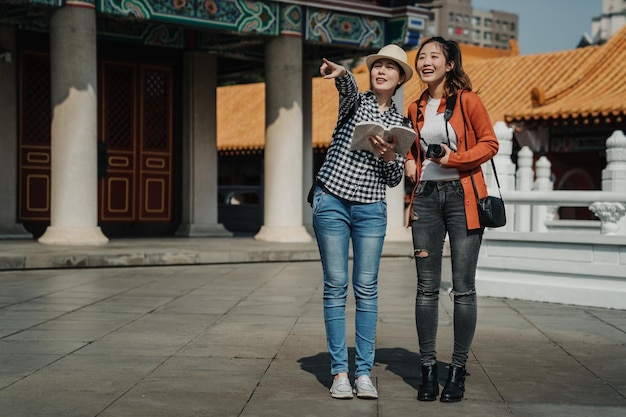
0, 255, 624, 417
508, 403, 626, 417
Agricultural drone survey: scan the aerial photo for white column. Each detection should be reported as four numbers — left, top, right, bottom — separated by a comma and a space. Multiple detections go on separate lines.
0, 25, 30, 238
176, 51, 230, 237
531, 156, 554, 232
302, 65, 313, 235
386, 88, 411, 242
514, 146, 534, 232
39, 5, 108, 245
601, 130, 626, 235
255, 36, 311, 242
385, 177, 412, 241
490, 121, 515, 232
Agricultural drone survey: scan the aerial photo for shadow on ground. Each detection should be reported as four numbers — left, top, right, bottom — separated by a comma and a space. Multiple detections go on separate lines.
298, 347, 454, 393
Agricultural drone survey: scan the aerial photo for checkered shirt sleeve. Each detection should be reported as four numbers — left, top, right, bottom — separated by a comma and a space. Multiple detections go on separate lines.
316, 72, 408, 203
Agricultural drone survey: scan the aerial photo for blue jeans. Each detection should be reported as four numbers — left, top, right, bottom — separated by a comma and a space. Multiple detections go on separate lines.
312, 185, 387, 377
410, 180, 482, 368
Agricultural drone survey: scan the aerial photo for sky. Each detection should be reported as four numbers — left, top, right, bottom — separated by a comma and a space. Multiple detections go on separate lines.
471, 0, 603, 55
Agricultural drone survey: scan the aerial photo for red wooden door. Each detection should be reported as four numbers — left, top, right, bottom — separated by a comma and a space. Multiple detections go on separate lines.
19, 53, 174, 232
18, 51, 51, 222
99, 61, 174, 223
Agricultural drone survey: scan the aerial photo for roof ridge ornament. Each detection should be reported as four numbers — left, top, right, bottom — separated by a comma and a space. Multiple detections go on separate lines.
530, 87, 546, 107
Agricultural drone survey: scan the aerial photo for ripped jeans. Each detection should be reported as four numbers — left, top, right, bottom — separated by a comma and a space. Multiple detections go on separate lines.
410, 180, 483, 368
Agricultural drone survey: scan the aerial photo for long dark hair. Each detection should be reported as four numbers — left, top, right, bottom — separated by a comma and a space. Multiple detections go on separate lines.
415, 36, 472, 96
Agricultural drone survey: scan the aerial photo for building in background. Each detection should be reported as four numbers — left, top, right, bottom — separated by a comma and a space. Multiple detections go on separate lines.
424, 0, 519, 49
471, 8, 517, 49
585, 0, 626, 46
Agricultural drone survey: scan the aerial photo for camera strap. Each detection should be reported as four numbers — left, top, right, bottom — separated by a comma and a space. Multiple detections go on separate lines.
443, 94, 457, 145
444, 94, 456, 122
458, 91, 504, 202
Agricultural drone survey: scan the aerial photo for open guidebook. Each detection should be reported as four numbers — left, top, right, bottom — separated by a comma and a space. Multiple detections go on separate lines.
350, 121, 417, 158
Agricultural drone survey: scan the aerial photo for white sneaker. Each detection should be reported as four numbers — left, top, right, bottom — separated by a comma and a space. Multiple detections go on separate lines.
330, 376, 353, 399
354, 375, 378, 399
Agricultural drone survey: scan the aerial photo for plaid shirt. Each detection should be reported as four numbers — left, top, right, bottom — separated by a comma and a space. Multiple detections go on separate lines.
316, 72, 408, 203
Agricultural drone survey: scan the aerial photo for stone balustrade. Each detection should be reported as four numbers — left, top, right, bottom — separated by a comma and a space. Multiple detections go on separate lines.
476, 125, 626, 309
486, 126, 626, 236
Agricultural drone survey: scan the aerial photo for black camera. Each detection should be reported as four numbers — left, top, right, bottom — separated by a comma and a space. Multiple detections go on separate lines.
426, 144, 445, 158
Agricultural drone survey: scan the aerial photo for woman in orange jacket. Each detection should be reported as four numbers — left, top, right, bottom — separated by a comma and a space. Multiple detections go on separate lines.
405, 37, 499, 403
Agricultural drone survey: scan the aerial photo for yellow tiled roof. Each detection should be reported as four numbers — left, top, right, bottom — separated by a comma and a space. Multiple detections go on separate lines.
217, 82, 266, 153
501, 26, 626, 123
217, 27, 626, 152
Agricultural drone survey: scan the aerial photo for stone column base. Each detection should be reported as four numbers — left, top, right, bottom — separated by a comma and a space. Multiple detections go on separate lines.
254, 225, 312, 243
175, 224, 232, 237
38, 226, 108, 246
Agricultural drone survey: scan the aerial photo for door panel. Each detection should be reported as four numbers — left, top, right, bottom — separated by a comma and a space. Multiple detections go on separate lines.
18, 52, 51, 221
138, 66, 173, 221
100, 61, 137, 221
99, 61, 173, 223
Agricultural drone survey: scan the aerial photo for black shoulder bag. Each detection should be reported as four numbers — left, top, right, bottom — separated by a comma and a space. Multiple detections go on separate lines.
456, 92, 507, 228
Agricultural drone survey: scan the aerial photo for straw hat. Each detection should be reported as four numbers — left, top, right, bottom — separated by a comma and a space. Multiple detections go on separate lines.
365, 44, 413, 83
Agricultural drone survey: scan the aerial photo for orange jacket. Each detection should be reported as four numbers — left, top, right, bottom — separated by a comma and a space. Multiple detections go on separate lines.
406, 90, 499, 230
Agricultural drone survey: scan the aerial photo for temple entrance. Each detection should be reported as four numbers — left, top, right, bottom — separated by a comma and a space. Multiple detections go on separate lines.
18, 43, 181, 237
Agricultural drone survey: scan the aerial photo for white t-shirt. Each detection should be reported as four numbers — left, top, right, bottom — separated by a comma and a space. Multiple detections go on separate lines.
420, 97, 460, 181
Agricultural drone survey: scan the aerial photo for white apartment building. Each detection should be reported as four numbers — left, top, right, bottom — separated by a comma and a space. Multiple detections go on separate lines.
426, 0, 519, 49
590, 0, 626, 44
471, 9, 518, 49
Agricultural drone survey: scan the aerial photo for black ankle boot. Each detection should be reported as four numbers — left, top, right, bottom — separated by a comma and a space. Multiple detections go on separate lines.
440, 365, 466, 403
417, 364, 439, 401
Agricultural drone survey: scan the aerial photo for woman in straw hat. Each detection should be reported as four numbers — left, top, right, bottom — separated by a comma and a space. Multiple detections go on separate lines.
311, 44, 413, 400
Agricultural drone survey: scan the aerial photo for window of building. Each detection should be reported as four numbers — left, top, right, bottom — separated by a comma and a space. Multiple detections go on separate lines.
449, 12, 454, 21
485, 18, 492, 28
472, 16, 481, 26
510, 22, 516, 31
456, 13, 463, 22
484, 31, 492, 40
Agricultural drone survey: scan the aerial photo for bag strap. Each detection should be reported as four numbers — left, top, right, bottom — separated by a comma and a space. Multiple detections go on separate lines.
457, 91, 503, 201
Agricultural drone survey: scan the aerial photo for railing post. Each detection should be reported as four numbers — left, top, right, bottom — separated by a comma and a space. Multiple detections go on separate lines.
515, 146, 533, 232
532, 156, 554, 232
601, 130, 626, 235
490, 121, 515, 231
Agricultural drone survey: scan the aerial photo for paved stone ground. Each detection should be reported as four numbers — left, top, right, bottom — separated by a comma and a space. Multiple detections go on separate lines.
0, 245, 624, 417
